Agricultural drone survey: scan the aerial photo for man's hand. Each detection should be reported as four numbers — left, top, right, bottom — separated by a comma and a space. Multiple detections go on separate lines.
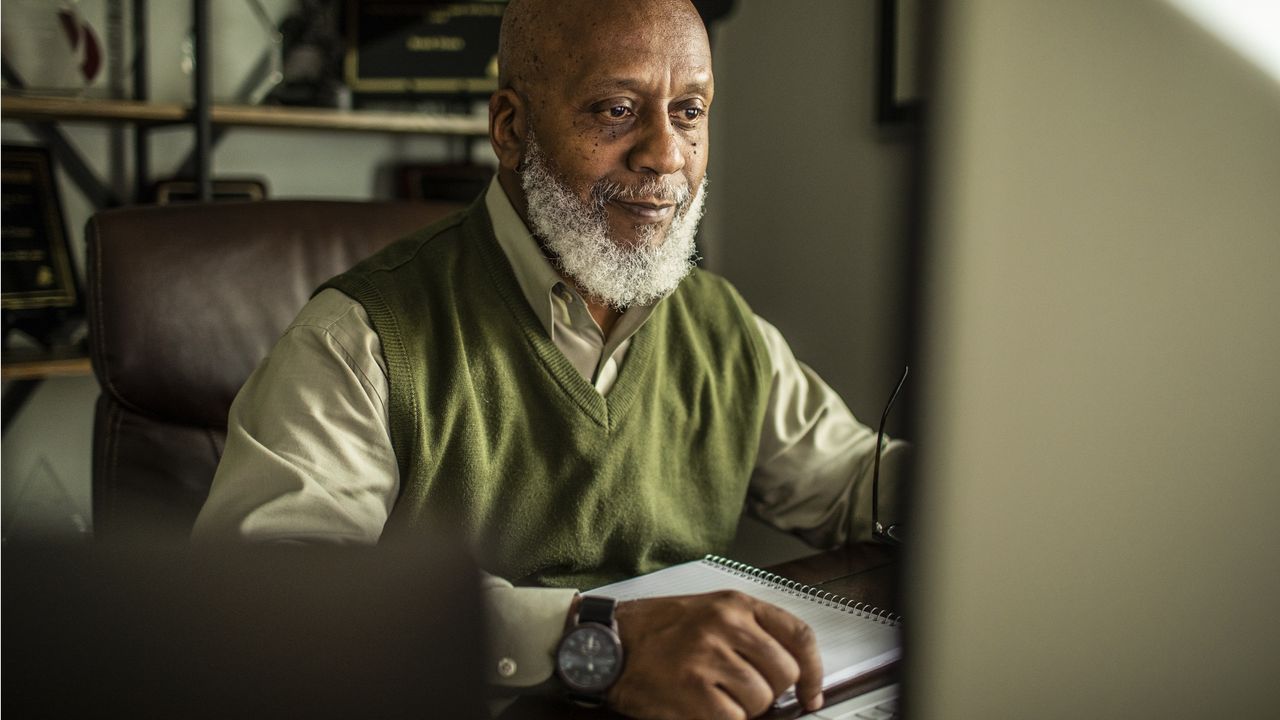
606, 591, 824, 720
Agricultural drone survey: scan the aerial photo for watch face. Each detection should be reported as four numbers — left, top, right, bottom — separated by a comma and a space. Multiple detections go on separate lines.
556, 625, 622, 692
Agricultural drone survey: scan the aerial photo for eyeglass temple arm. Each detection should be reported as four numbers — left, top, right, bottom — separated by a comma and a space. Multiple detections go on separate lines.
872, 365, 910, 535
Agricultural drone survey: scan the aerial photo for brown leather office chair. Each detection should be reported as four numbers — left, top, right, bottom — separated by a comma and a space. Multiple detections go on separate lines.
87, 199, 464, 541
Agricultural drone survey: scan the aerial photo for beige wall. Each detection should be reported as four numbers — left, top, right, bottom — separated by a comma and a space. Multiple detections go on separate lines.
703, 0, 917, 424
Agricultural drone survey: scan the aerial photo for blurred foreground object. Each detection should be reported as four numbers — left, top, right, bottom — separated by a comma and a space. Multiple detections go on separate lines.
3, 539, 486, 719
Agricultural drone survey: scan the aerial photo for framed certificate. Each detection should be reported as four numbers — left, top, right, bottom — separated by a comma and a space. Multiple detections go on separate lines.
2, 145, 78, 311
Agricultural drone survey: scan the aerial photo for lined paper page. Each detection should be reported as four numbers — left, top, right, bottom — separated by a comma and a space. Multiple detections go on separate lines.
590, 558, 900, 704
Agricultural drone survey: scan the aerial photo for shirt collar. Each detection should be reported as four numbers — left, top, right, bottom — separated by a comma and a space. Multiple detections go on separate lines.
484, 176, 565, 338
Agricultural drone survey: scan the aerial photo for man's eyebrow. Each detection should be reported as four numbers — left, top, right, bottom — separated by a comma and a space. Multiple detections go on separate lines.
579, 74, 713, 97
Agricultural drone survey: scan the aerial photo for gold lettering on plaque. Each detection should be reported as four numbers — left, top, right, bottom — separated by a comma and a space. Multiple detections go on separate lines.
1, 249, 47, 261
407, 35, 465, 52
428, 4, 505, 25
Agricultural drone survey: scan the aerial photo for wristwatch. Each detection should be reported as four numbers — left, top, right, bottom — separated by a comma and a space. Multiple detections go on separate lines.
555, 595, 624, 706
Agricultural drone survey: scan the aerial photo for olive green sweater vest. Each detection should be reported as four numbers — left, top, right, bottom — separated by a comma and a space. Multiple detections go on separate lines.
319, 198, 772, 589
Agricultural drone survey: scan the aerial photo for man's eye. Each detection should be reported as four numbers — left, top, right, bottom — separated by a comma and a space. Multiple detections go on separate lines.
606, 105, 631, 119
679, 107, 705, 122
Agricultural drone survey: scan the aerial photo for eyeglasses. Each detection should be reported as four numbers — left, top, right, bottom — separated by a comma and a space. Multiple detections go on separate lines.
872, 366, 909, 545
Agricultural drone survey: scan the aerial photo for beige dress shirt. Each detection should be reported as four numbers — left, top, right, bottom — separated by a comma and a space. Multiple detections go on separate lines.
193, 178, 906, 689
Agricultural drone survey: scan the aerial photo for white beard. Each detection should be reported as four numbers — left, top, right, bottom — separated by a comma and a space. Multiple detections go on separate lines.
518, 133, 707, 310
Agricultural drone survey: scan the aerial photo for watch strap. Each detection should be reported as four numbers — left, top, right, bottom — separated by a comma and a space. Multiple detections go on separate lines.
565, 691, 608, 708
578, 596, 616, 627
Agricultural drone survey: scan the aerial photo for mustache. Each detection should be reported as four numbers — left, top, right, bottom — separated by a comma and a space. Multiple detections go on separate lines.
590, 177, 693, 209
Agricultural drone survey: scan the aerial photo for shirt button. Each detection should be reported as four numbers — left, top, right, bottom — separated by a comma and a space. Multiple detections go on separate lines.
497, 657, 518, 678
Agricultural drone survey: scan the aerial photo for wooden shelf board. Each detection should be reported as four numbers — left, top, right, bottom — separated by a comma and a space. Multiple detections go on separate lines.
211, 104, 489, 135
2, 95, 185, 123
2, 355, 93, 381
1, 94, 488, 136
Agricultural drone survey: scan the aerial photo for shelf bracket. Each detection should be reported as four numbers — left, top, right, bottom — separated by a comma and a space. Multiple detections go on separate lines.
171, 47, 280, 184
1, 59, 122, 210
193, 0, 212, 201
2, 380, 43, 437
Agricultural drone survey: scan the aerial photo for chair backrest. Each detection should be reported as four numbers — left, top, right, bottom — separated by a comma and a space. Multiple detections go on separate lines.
87, 199, 464, 540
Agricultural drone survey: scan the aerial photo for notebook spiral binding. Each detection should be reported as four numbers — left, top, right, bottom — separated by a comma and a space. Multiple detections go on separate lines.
704, 555, 903, 627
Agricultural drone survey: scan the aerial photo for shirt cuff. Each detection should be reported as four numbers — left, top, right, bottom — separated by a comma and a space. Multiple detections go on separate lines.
484, 581, 578, 688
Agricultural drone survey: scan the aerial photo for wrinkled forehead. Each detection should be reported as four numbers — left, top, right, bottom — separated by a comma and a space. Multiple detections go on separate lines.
566, 47, 713, 99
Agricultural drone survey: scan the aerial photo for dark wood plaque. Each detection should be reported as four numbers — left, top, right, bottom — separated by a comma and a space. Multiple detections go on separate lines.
2, 146, 78, 310
152, 178, 268, 205
345, 0, 507, 95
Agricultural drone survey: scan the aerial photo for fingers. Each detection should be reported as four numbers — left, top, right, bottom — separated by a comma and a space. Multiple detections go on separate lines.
751, 600, 825, 710
714, 650, 782, 718
607, 593, 825, 719
707, 686, 749, 720
729, 620, 800, 698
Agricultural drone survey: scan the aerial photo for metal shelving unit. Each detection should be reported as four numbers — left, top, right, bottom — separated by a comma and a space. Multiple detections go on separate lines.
0, 95, 489, 136
1, 0, 486, 388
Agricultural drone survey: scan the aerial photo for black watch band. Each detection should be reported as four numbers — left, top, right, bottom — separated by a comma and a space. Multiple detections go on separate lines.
578, 595, 617, 626
566, 691, 608, 708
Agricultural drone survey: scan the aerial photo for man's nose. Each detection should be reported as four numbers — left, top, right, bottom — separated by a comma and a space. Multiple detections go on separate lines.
628, 114, 685, 178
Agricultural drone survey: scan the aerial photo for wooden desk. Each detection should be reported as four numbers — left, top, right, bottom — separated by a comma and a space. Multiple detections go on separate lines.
500, 544, 900, 719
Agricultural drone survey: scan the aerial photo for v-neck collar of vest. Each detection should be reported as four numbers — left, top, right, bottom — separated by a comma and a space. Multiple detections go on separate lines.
464, 200, 659, 431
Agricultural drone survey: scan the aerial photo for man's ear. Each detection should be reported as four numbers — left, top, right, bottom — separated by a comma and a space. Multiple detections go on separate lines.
489, 88, 528, 173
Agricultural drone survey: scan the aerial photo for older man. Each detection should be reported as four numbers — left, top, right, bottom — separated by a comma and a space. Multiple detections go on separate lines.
194, 0, 905, 717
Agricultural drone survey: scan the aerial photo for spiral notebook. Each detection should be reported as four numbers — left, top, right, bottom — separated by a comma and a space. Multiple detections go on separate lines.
588, 555, 901, 708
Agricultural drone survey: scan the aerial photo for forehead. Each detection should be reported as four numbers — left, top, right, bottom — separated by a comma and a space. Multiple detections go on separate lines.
570, 51, 713, 98
539, 5, 712, 96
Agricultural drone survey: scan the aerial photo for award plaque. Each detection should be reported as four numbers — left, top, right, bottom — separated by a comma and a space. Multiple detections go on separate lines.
2, 146, 78, 311
345, 0, 506, 95
152, 178, 269, 205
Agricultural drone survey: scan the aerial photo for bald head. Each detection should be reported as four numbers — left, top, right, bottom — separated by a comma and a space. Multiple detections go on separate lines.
498, 0, 710, 92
